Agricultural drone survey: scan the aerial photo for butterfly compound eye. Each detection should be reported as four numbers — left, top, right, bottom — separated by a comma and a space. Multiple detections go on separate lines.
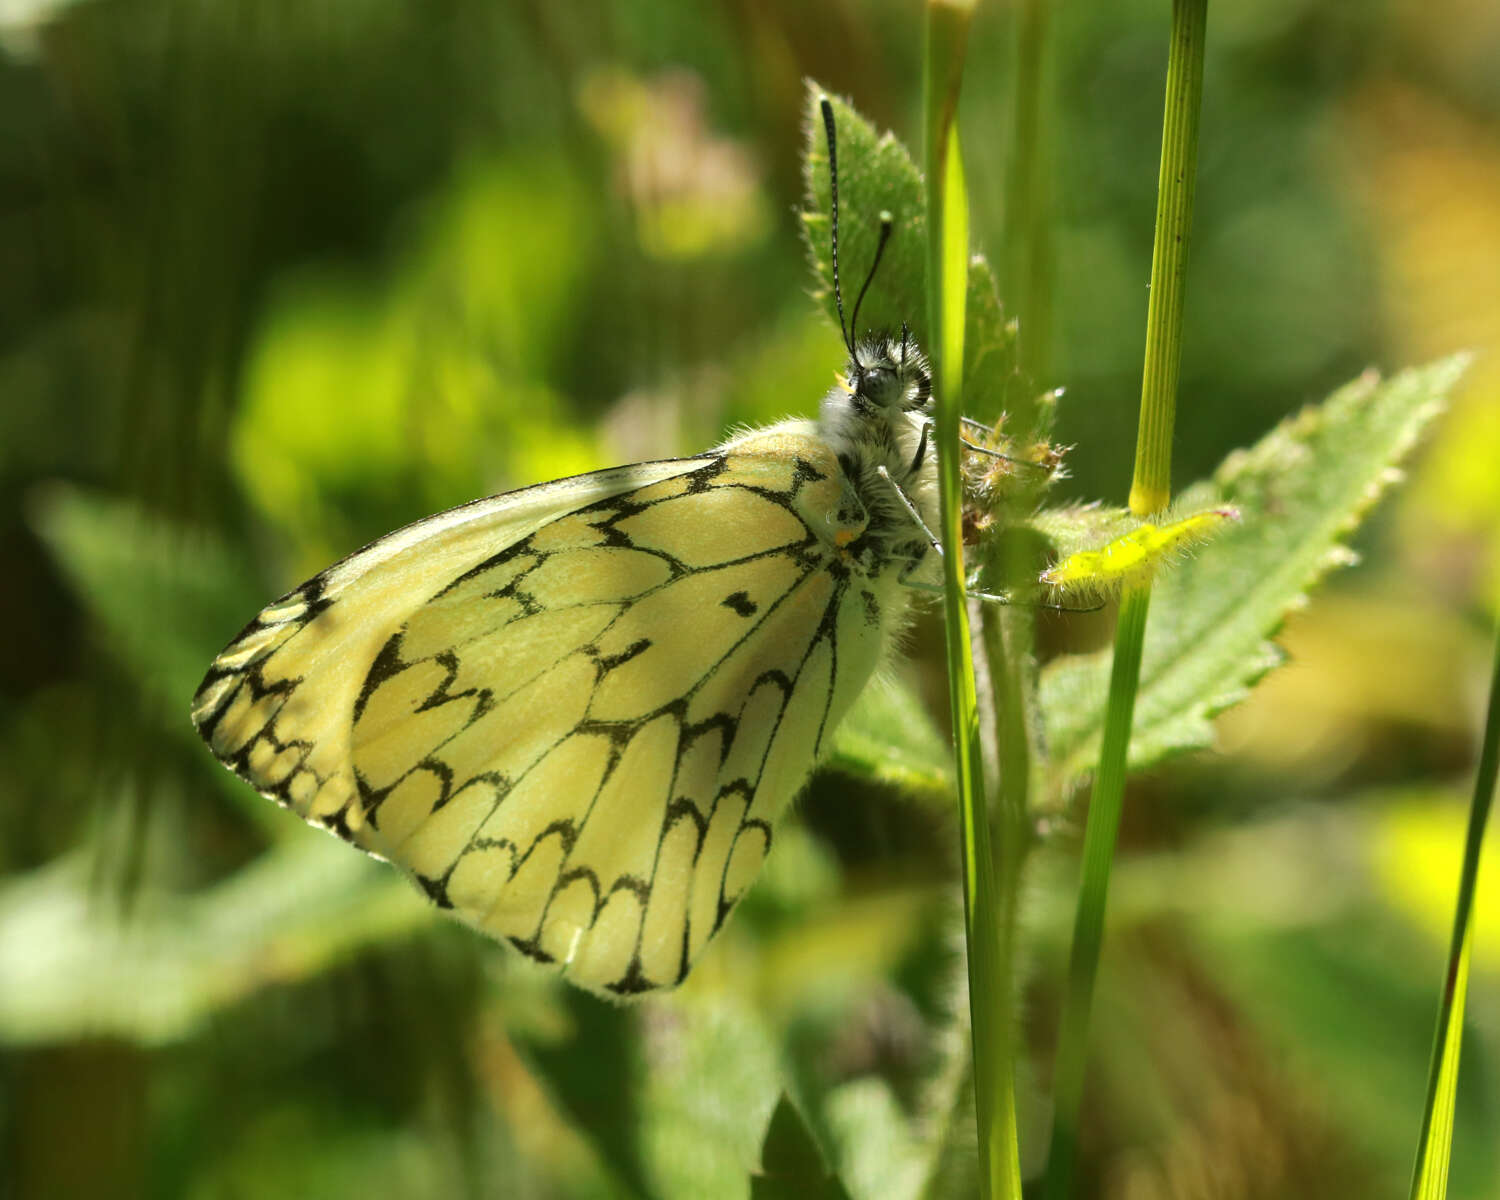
859, 366, 899, 407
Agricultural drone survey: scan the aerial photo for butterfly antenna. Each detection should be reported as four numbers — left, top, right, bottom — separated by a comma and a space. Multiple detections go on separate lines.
849, 212, 893, 344
820, 97, 856, 357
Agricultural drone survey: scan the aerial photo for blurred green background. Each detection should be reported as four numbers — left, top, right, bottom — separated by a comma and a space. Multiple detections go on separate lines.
2, 1, 1498, 1197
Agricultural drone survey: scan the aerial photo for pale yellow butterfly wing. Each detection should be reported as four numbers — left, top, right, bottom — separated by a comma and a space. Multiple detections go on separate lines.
194, 425, 903, 995
192, 456, 712, 849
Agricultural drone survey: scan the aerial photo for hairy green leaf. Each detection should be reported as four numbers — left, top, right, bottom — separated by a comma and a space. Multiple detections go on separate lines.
1039, 355, 1469, 803
801, 83, 1018, 425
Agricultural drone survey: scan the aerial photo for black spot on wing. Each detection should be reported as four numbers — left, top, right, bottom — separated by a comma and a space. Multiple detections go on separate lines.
319, 805, 357, 841
676, 925, 693, 986
716, 777, 756, 803
682, 457, 731, 494
411, 651, 486, 718
434, 541, 544, 603
721, 590, 757, 617
810, 588, 846, 757
551, 864, 603, 914
512, 937, 555, 965
608, 874, 652, 905
750, 669, 793, 698
573, 717, 647, 753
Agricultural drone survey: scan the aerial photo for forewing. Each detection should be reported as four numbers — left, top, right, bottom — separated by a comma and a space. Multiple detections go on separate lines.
349, 435, 895, 995
191, 457, 712, 849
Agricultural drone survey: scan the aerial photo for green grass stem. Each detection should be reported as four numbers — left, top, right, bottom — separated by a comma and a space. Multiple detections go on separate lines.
1003, 0, 1057, 403
1130, 0, 1208, 516
1044, 3, 1207, 1195
1042, 583, 1150, 1200
1408, 619, 1500, 1199
924, 3, 1020, 1197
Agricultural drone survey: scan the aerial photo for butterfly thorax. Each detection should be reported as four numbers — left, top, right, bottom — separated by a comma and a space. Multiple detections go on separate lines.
817, 332, 937, 576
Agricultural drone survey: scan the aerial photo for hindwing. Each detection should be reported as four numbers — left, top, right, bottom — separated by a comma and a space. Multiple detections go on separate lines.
193, 427, 901, 995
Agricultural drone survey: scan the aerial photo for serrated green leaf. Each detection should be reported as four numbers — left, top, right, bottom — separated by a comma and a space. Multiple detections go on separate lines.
801, 84, 1019, 426
1039, 355, 1470, 802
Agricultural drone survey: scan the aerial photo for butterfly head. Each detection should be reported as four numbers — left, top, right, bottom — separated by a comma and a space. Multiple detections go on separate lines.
819, 99, 931, 424
846, 327, 932, 416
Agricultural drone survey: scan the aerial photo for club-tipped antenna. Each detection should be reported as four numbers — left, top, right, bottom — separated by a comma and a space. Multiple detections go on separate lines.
819, 97, 855, 356
849, 212, 893, 346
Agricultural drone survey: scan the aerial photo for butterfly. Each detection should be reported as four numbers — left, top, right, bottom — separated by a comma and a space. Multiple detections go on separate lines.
193, 98, 959, 997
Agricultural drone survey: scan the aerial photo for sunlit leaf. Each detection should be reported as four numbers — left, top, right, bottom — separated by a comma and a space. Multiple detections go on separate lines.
1040, 355, 1469, 802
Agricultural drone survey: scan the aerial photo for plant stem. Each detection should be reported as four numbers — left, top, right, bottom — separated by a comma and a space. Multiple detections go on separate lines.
1043, 582, 1150, 1200
1130, 0, 1208, 516
1044, 2, 1207, 1196
924, 3, 1020, 1197
1408, 618, 1500, 1199
1003, 0, 1056, 406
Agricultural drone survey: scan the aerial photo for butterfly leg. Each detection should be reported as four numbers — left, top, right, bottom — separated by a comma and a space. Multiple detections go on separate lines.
875, 463, 939, 553
900, 574, 1016, 606
874, 466, 1099, 612
872, 463, 1015, 606
928, 416, 1051, 475
898, 559, 1099, 611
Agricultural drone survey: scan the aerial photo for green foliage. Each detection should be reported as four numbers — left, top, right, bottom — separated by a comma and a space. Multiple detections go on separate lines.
0, 836, 425, 1045
3, 4, 1498, 1198
233, 156, 602, 559
1040, 356, 1469, 802
28, 485, 262, 717
829, 680, 951, 805
753, 1096, 853, 1200
830, 317, 1466, 824
801, 87, 1020, 427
